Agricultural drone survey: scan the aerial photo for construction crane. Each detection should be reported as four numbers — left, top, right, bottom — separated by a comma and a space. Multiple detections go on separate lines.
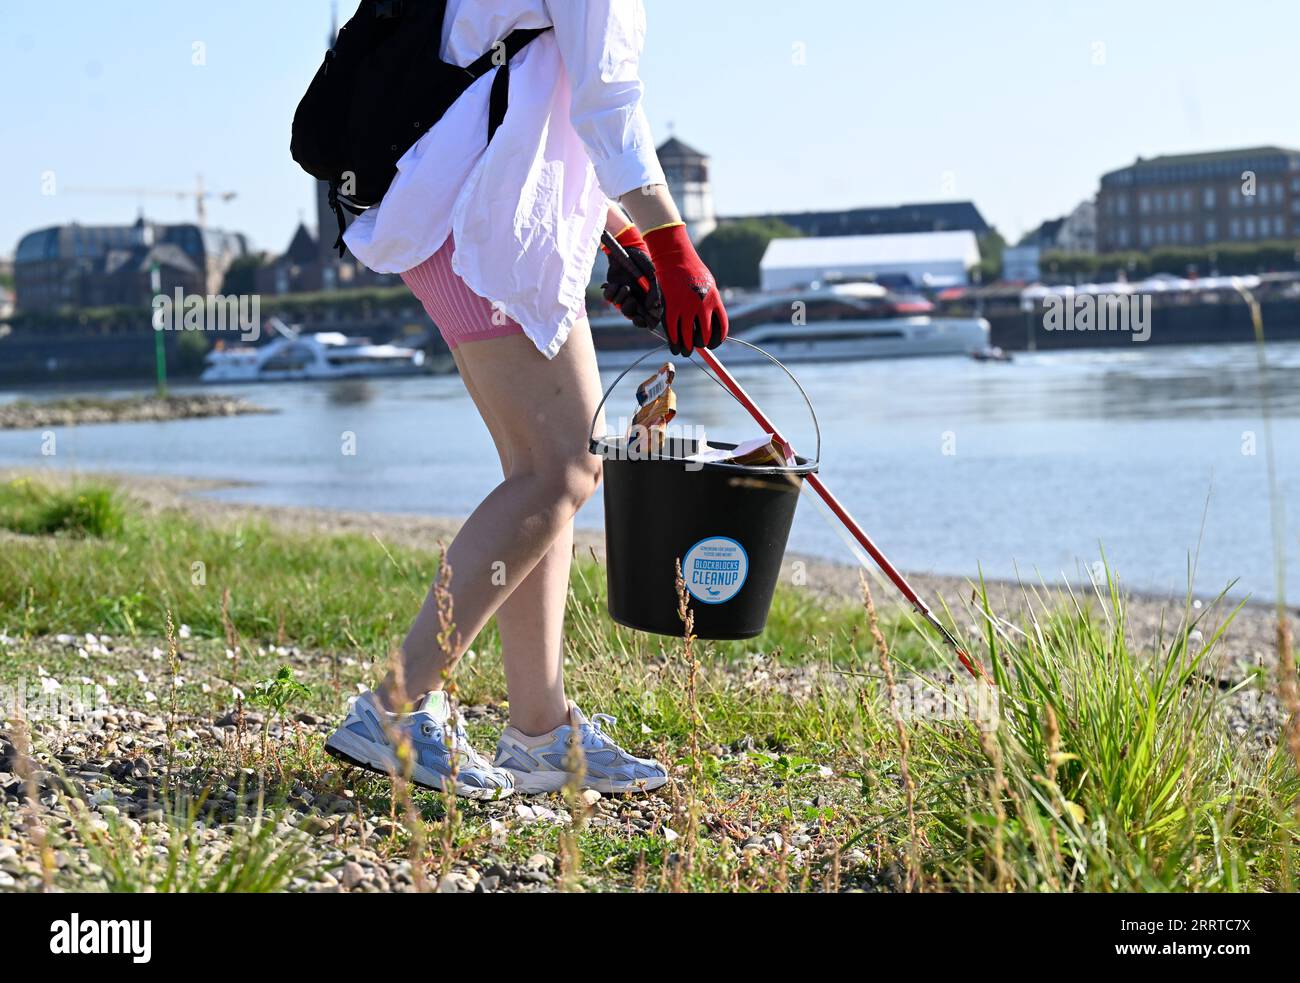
64, 175, 237, 228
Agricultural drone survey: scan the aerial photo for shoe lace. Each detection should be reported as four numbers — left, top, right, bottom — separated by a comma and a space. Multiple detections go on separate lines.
451, 714, 497, 772
583, 713, 621, 751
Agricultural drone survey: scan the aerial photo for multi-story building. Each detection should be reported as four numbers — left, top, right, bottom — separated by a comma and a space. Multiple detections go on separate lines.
13, 218, 247, 312
1097, 146, 1300, 253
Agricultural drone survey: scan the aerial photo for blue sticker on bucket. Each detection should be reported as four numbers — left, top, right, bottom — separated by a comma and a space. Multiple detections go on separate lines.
683, 536, 749, 605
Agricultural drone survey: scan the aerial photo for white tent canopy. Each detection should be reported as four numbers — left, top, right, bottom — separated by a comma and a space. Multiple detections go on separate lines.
1018, 274, 1262, 305
759, 231, 981, 291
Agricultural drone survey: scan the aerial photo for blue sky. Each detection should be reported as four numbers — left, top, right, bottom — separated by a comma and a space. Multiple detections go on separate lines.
3, 0, 1298, 257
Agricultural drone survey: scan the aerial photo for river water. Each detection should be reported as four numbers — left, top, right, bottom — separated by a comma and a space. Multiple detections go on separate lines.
2, 341, 1297, 603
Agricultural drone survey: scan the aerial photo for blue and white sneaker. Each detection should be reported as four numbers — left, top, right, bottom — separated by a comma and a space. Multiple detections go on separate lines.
325, 690, 513, 800
494, 703, 669, 795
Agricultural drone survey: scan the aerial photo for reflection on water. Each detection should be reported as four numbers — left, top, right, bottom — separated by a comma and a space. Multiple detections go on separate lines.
2, 340, 1297, 602
323, 380, 379, 406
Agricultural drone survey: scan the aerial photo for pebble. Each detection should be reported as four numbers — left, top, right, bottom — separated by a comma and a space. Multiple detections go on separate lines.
340, 861, 366, 889
524, 853, 553, 872
437, 871, 476, 893
514, 803, 561, 825
298, 815, 336, 836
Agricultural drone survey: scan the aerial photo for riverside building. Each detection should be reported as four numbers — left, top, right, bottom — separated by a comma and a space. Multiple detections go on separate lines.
1096, 146, 1300, 252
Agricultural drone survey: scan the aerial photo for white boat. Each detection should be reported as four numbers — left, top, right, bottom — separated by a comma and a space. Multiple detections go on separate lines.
593, 281, 989, 368
200, 320, 426, 383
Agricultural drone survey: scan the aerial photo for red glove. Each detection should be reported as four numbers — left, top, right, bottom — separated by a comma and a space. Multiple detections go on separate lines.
601, 225, 663, 329
609, 223, 647, 253
642, 222, 728, 356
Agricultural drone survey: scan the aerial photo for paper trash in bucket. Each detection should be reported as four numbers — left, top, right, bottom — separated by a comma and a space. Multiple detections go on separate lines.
685, 435, 795, 470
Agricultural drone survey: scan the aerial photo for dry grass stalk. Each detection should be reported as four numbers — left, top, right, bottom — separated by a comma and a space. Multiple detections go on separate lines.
1236, 283, 1299, 822
977, 726, 1012, 891
220, 587, 240, 691
1277, 613, 1300, 824
860, 573, 920, 892
219, 588, 247, 768
1041, 703, 1063, 887
163, 612, 181, 798
8, 713, 53, 890
432, 550, 462, 885
674, 558, 701, 889
557, 736, 589, 891
631, 849, 648, 892
376, 618, 427, 891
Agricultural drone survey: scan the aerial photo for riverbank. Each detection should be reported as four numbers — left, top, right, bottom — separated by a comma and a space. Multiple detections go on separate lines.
0, 394, 270, 430
0, 469, 1295, 892
7, 468, 1285, 686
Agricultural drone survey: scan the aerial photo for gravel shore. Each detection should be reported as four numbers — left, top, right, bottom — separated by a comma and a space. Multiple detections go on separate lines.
0, 394, 269, 430
0, 663, 673, 893
0, 630, 840, 893
1, 467, 1292, 892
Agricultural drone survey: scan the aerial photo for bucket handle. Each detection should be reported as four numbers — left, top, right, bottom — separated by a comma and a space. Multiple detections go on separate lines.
589, 336, 821, 468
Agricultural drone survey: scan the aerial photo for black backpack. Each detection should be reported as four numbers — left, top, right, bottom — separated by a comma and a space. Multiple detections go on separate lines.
290, 0, 548, 258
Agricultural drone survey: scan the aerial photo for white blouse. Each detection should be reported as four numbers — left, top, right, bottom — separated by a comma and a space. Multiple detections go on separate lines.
343, 0, 666, 358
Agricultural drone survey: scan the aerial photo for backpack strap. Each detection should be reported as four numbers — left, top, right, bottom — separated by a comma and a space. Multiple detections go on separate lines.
327, 180, 371, 258
464, 27, 549, 79
325, 24, 550, 258
465, 27, 550, 142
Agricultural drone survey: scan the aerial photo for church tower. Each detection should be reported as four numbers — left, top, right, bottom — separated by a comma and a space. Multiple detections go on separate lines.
656, 137, 716, 242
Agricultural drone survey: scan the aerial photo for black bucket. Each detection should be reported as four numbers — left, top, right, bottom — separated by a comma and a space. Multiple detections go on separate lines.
589, 341, 819, 640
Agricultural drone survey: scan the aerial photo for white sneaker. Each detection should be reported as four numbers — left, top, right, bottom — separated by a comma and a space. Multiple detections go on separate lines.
325, 690, 513, 800
494, 703, 669, 795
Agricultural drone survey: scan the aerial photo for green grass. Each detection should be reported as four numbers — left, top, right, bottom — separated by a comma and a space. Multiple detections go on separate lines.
0, 475, 882, 669
0, 476, 1296, 892
0, 478, 126, 538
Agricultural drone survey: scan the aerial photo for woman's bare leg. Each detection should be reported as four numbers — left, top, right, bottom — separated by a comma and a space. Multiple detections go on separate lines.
376, 321, 602, 728
451, 350, 577, 736
494, 519, 574, 734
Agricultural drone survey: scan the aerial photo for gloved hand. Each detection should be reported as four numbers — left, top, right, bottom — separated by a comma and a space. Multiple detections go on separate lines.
601, 225, 663, 329
642, 222, 728, 356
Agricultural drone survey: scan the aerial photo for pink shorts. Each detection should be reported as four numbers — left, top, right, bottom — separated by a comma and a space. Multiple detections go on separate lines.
400, 234, 525, 350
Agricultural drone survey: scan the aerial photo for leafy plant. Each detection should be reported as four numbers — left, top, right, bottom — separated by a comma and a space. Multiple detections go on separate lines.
249, 664, 310, 719
248, 665, 311, 776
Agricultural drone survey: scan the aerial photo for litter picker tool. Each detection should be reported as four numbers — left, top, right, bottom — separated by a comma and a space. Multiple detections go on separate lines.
600, 230, 988, 682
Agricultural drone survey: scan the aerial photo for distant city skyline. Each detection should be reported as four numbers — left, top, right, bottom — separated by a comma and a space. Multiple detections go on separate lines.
3, 0, 1298, 259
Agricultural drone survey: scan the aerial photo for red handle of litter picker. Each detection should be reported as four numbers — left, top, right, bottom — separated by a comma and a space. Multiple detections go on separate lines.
600, 230, 989, 683
694, 348, 987, 682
